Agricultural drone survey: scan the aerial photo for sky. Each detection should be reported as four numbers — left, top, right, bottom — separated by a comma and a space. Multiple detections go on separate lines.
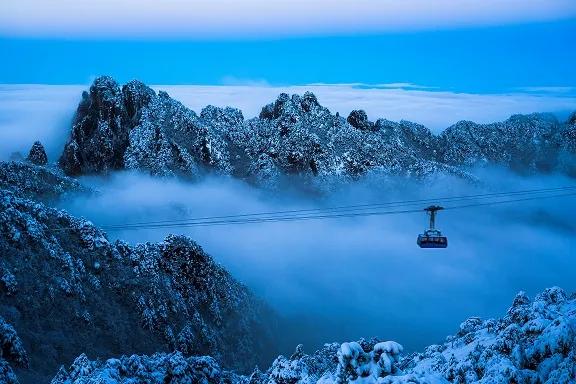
0, 0, 575, 92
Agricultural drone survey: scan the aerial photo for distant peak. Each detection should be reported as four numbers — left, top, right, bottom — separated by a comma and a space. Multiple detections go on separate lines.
27, 141, 48, 166
347, 110, 375, 131
91, 75, 120, 90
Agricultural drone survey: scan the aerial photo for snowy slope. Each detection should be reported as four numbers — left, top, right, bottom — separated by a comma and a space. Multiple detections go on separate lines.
401, 287, 576, 383
49, 288, 576, 384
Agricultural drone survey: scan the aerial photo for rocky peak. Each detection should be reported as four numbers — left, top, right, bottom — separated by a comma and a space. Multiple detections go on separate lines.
259, 93, 292, 120
200, 105, 244, 128
0, 161, 87, 202
26, 141, 48, 166
300, 91, 320, 112
59, 76, 130, 175
567, 111, 576, 125
88, 76, 125, 120
0, 188, 278, 381
122, 80, 157, 121
347, 110, 375, 131
259, 92, 323, 121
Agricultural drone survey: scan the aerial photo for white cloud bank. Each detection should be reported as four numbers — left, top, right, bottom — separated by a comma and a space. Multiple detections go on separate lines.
159, 83, 576, 129
1, 0, 576, 38
1, 83, 575, 160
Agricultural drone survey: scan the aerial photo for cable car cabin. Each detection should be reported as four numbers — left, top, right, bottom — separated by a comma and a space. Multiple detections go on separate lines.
417, 229, 448, 248
417, 205, 448, 248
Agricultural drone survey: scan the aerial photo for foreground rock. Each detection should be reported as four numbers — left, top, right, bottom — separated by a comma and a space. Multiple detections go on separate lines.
50, 287, 575, 383
60, 77, 576, 191
0, 316, 28, 384
0, 190, 278, 383
399, 287, 576, 383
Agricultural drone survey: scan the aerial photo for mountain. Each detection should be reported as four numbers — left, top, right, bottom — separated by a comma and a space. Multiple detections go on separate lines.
49, 287, 576, 384
59, 77, 576, 191
0, 161, 278, 383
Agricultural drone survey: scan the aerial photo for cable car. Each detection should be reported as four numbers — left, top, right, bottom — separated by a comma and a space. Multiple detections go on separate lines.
417, 205, 448, 248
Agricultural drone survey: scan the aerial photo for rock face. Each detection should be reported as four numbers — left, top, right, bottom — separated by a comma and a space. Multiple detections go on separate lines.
59, 77, 131, 175
26, 141, 48, 166
347, 110, 375, 131
437, 114, 571, 174
59, 77, 576, 190
0, 161, 88, 202
48, 288, 576, 384
0, 316, 28, 384
0, 185, 278, 383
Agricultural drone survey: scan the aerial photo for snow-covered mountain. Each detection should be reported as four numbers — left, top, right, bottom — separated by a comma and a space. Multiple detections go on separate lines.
0, 161, 278, 383
48, 287, 576, 384
59, 77, 576, 191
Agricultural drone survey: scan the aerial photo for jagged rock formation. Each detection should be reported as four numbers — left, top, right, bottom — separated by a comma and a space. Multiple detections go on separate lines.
26, 141, 48, 166
0, 161, 88, 202
49, 287, 576, 383
0, 316, 28, 384
59, 77, 131, 175
59, 77, 576, 190
437, 114, 576, 175
0, 188, 277, 383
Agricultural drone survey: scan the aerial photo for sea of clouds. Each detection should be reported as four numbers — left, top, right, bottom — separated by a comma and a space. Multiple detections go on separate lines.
60, 169, 576, 354
1, 83, 575, 354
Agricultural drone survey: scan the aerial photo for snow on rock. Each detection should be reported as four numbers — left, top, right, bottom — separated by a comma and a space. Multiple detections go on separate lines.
335, 340, 403, 382
59, 76, 131, 175
0, 161, 88, 203
0, 316, 28, 384
260, 288, 575, 383
0, 188, 278, 383
26, 141, 48, 166
50, 351, 232, 384
401, 287, 576, 383
59, 77, 576, 191
260, 340, 444, 384
47, 287, 575, 383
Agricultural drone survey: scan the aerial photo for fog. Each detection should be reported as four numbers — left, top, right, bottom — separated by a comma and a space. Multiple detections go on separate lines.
61, 170, 576, 354
0, 85, 83, 160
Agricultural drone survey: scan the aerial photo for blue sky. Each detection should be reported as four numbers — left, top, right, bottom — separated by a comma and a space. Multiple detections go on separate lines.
1, 0, 575, 92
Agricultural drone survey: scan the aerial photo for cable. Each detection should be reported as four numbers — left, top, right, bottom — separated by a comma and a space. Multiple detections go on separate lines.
99, 190, 576, 232
101, 185, 576, 230
10, 185, 574, 234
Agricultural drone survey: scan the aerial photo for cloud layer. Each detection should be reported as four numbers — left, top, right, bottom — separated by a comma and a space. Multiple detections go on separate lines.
2, 0, 576, 38
60, 170, 576, 353
159, 83, 576, 129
